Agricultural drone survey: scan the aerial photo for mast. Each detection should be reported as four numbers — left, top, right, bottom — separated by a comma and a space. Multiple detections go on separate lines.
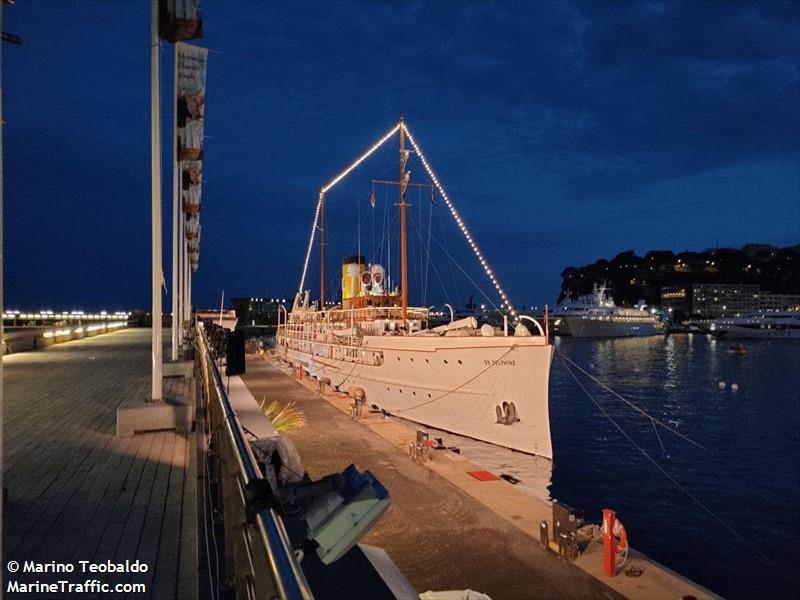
399, 119, 408, 324
319, 191, 326, 310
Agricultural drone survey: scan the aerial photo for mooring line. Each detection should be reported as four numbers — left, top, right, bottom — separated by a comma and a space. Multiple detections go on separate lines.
557, 350, 706, 450
558, 355, 791, 573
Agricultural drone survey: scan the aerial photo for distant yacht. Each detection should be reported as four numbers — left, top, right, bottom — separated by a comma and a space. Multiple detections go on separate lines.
709, 311, 800, 339
556, 283, 664, 337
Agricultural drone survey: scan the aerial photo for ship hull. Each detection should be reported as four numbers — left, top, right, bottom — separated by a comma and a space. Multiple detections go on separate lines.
278, 333, 554, 459
713, 327, 800, 339
564, 316, 662, 338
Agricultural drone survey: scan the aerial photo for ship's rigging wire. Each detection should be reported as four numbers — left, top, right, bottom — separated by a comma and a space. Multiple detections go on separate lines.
299, 123, 400, 294
402, 123, 517, 317
298, 120, 517, 317
410, 216, 455, 308
557, 352, 704, 449
556, 354, 790, 573
424, 191, 433, 305
418, 213, 500, 312
437, 199, 463, 311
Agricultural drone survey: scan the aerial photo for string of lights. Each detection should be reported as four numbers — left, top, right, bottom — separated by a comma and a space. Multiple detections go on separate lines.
402, 122, 517, 319
298, 123, 401, 294
298, 120, 517, 321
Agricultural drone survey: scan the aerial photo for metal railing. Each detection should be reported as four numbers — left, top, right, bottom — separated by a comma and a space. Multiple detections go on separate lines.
197, 324, 314, 600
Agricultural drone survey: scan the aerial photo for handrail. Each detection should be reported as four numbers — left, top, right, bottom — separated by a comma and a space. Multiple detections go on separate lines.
518, 314, 546, 337
198, 324, 314, 600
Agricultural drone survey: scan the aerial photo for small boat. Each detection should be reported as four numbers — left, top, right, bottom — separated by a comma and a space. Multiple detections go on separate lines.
727, 343, 747, 356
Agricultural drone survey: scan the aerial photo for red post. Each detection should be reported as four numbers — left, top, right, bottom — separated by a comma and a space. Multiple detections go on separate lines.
602, 508, 617, 576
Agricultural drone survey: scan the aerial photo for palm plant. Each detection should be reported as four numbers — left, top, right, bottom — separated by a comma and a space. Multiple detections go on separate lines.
259, 397, 306, 433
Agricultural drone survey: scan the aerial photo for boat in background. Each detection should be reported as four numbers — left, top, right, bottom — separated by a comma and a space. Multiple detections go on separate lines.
556, 284, 664, 337
710, 311, 800, 339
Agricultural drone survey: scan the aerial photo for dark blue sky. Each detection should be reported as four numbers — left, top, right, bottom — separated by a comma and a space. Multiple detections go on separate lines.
4, 1, 799, 311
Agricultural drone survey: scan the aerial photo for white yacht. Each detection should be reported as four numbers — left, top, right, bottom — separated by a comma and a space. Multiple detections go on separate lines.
277, 119, 554, 458
556, 284, 664, 337
709, 312, 800, 339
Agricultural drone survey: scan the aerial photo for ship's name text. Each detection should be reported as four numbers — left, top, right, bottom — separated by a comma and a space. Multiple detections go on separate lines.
484, 359, 516, 366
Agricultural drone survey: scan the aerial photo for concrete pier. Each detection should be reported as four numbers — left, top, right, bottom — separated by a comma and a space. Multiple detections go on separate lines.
242, 354, 719, 600
4, 329, 198, 599
242, 357, 622, 599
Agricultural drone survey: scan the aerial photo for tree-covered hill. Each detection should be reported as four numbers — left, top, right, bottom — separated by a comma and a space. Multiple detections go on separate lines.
559, 244, 799, 307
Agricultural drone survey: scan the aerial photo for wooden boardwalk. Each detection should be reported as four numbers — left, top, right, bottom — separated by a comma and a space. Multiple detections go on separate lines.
4, 328, 197, 599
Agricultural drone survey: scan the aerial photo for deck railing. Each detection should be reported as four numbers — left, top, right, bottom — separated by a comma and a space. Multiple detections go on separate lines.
197, 324, 314, 600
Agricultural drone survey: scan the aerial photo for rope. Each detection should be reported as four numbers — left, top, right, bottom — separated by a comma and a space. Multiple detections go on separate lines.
394, 345, 517, 413
557, 355, 787, 571
557, 351, 705, 450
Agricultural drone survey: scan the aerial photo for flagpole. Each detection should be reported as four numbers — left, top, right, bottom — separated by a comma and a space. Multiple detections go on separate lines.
0, 1, 6, 579
183, 234, 189, 325
150, 0, 163, 400
170, 43, 179, 361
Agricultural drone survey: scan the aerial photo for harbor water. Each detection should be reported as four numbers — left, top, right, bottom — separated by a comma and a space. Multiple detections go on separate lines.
422, 334, 799, 600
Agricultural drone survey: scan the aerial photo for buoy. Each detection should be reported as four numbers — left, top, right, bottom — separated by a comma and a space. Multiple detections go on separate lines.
718, 381, 726, 390
731, 383, 739, 392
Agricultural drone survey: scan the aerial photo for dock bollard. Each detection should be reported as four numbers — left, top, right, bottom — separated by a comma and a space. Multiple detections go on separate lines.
539, 520, 549, 547
553, 519, 561, 546
558, 532, 568, 559
567, 531, 578, 560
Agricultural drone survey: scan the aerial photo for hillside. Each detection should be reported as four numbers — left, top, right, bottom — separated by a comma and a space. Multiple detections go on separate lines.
559, 244, 799, 307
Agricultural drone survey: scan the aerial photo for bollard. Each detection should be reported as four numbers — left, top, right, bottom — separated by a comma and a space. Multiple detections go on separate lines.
553, 519, 561, 546
558, 532, 568, 559
539, 520, 549, 547
602, 508, 616, 576
567, 531, 578, 560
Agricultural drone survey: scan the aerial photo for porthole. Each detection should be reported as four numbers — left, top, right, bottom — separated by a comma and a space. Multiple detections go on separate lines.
425, 358, 429, 364
399, 389, 403, 393
443, 359, 448, 364
427, 393, 432, 398
458, 360, 462, 365
410, 357, 414, 362
412, 391, 416, 396
386, 386, 390, 391
396, 356, 400, 361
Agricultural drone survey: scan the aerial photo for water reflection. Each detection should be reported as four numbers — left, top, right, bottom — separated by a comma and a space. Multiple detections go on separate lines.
440, 334, 799, 600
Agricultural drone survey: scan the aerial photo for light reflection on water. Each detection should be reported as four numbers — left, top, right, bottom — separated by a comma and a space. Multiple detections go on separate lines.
412, 335, 799, 600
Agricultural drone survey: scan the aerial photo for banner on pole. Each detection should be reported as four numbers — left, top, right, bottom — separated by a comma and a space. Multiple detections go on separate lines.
181, 160, 202, 216
176, 43, 208, 161
159, 0, 203, 43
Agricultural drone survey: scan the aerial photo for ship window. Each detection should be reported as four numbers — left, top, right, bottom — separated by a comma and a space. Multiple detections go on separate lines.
396, 356, 400, 361
386, 387, 390, 391
412, 391, 416, 396
427, 393, 431, 398
410, 357, 414, 362
399, 389, 403, 393
458, 360, 462, 365
425, 358, 429, 363
443, 359, 448, 364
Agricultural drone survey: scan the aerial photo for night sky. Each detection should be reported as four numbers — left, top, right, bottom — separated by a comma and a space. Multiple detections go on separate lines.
4, 1, 799, 312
